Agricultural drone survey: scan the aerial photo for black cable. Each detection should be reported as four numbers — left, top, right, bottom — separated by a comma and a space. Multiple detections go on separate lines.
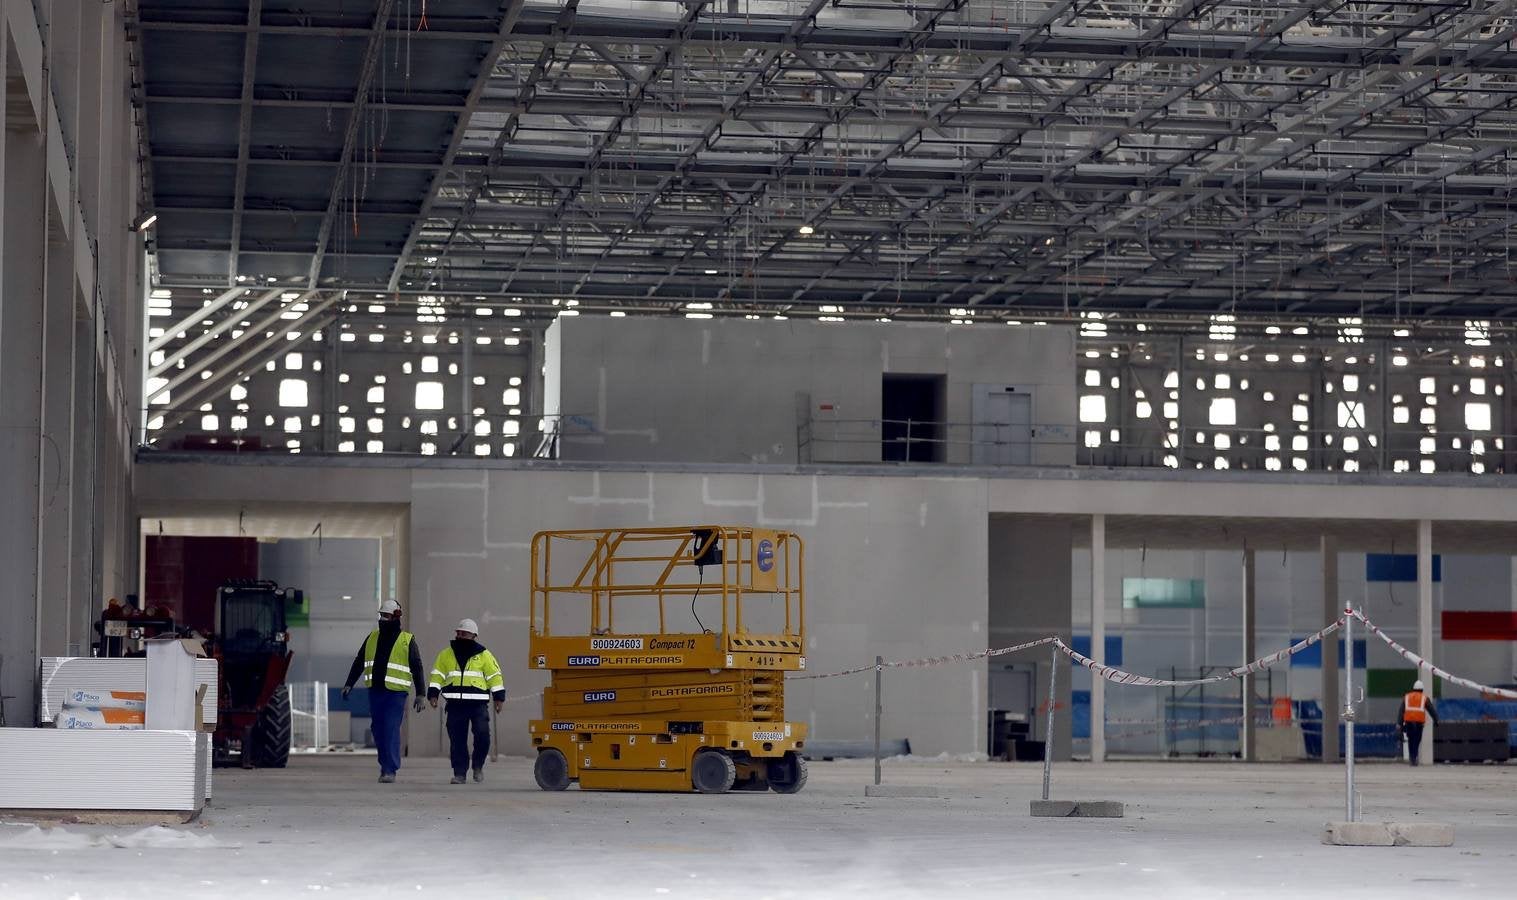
691, 565, 710, 634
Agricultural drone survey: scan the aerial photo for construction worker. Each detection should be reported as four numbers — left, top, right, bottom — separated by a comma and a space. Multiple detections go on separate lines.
341, 599, 427, 783
1398, 679, 1438, 766
428, 618, 506, 784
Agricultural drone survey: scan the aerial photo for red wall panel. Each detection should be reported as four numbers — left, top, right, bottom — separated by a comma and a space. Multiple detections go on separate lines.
1441, 611, 1517, 641
143, 536, 258, 633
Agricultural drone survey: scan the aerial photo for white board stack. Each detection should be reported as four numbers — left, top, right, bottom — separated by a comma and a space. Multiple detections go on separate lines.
39, 657, 218, 724
0, 729, 207, 812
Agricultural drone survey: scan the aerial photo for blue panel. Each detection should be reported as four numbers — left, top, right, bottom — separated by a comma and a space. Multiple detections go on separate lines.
1071, 690, 1090, 739
1071, 635, 1123, 667
330, 686, 371, 717
1365, 553, 1442, 583
1287, 638, 1366, 668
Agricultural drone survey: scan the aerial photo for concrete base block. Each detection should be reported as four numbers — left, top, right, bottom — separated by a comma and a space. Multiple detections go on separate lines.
863, 784, 939, 798
1322, 822, 1454, 847
1030, 799, 1125, 818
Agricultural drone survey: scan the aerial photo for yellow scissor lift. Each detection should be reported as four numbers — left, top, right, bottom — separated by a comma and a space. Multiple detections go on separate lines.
528, 526, 809, 793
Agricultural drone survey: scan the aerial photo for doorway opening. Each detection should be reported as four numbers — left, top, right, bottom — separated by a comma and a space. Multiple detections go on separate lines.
882, 374, 945, 462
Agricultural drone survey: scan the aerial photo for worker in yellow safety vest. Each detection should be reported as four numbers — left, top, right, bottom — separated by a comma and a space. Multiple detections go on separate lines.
428, 618, 506, 784
1397, 679, 1438, 766
341, 599, 428, 783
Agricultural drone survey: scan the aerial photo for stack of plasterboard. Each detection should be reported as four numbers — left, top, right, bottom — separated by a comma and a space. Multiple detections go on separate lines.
0, 729, 207, 812
38, 657, 218, 724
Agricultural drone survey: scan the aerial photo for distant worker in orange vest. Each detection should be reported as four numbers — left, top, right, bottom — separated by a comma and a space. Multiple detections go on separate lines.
1397, 680, 1438, 766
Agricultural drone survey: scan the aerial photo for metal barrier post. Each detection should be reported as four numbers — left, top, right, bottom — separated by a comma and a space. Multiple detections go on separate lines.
1344, 605, 1357, 822
1042, 643, 1057, 801
874, 655, 883, 786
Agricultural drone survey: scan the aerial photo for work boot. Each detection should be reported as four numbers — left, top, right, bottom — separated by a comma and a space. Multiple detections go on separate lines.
378, 773, 395, 783
450, 774, 466, 784
472, 768, 484, 783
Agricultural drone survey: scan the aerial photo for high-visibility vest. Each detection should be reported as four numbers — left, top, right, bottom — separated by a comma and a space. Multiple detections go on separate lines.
429, 646, 505, 702
1403, 690, 1427, 724
362, 630, 415, 692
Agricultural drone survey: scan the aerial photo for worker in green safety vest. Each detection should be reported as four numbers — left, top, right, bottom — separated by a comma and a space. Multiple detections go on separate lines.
428, 618, 506, 784
341, 599, 427, 782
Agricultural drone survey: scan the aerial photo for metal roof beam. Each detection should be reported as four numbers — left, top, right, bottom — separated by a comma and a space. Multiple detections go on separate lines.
148, 288, 280, 379
227, 0, 262, 287
306, 0, 398, 289
386, 0, 528, 292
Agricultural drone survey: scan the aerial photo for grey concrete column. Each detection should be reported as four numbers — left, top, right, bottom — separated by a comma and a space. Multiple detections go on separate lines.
36, 232, 78, 656
1321, 535, 1340, 763
1241, 548, 1257, 761
1091, 513, 1106, 762
1, 121, 48, 723
1418, 519, 1434, 764
70, 313, 101, 653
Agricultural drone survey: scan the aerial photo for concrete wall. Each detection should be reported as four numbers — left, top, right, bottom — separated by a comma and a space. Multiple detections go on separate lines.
259, 538, 382, 688
139, 459, 993, 758
137, 456, 1517, 760
407, 468, 990, 757
545, 316, 1076, 466
0, 1, 146, 724
146, 319, 532, 458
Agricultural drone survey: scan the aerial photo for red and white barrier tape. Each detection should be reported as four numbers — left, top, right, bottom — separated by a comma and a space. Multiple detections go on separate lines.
1352, 609, 1517, 700
787, 609, 1517, 700
1054, 618, 1343, 688
789, 636, 1057, 680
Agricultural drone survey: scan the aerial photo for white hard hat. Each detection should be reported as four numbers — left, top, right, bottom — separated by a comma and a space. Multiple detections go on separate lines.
378, 599, 402, 616
456, 618, 479, 635
1413, 679, 1425, 691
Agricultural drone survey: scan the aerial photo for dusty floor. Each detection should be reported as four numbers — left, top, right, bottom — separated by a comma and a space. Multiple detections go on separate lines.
1, 754, 1514, 899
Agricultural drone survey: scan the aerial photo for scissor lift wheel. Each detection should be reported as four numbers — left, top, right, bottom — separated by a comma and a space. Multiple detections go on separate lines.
535, 748, 571, 791
691, 749, 737, 794
767, 752, 808, 794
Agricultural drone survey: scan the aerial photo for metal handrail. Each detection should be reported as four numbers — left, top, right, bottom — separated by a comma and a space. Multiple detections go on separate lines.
529, 527, 803, 640
798, 414, 1517, 474
139, 409, 597, 459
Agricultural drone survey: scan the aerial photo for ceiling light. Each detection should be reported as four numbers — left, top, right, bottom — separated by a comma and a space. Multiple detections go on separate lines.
798, 225, 815, 236
704, 269, 719, 275
131, 212, 158, 232
610, 311, 627, 317
150, 289, 172, 300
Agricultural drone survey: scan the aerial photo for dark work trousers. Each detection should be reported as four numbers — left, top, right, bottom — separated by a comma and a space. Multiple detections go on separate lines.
445, 701, 491, 776
369, 688, 407, 776
1404, 722, 1425, 765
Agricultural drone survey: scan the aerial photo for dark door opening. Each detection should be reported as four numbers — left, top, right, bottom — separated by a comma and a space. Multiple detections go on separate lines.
882, 374, 945, 462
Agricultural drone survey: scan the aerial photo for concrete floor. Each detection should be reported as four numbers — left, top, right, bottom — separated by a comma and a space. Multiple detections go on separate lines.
1, 756, 1515, 899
